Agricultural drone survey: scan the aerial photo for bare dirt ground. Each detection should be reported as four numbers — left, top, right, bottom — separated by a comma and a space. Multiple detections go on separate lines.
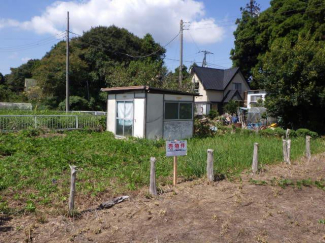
2, 153, 325, 243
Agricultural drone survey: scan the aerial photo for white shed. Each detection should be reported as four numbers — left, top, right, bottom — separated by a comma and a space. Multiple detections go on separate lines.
101, 86, 197, 140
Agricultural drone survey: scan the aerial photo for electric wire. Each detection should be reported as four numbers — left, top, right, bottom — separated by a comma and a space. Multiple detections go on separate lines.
69, 31, 180, 59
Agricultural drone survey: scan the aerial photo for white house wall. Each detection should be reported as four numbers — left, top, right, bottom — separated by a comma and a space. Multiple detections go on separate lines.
146, 93, 164, 139
133, 98, 145, 138
107, 94, 116, 133
247, 91, 266, 108
193, 74, 223, 102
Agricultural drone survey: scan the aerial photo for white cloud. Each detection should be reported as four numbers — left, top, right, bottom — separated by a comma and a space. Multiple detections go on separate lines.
0, 0, 225, 44
21, 57, 31, 62
186, 19, 224, 44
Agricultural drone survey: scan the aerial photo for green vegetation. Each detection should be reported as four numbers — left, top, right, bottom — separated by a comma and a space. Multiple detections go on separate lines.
231, 0, 325, 133
0, 130, 324, 214
1, 26, 192, 110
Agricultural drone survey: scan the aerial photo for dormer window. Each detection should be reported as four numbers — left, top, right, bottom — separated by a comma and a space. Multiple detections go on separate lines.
233, 83, 242, 91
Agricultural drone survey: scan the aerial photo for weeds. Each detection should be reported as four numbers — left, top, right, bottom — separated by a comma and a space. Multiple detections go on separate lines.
0, 131, 324, 213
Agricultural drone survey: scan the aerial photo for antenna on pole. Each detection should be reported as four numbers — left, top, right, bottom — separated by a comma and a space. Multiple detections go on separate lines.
200, 50, 213, 67
66, 11, 70, 112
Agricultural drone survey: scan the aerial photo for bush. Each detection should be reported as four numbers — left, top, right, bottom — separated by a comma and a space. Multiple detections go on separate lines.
208, 109, 218, 120
273, 127, 286, 137
217, 125, 232, 135
241, 129, 255, 136
259, 128, 285, 137
194, 118, 216, 137
259, 128, 275, 137
98, 116, 107, 131
296, 128, 318, 138
20, 128, 44, 137
59, 96, 90, 111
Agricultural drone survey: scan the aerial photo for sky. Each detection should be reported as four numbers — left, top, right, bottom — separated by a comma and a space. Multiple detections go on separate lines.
0, 0, 271, 75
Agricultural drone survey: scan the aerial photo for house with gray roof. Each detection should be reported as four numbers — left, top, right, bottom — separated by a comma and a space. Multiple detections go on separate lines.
190, 66, 250, 115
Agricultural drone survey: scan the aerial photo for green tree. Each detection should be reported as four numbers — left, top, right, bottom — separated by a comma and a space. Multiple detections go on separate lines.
224, 100, 239, 114
0, 73, 4, 85
5, 59, 40, 92
230, 0, 261, 85
256, 36, 325, 132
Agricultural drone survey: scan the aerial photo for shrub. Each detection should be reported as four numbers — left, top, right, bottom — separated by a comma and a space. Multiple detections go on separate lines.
208, 109, 218, 120
259, 127, 285, 137
98, 116, 107, 131
217, 125, 232, 135
241, 129, 255, 136
59, 96, 90, 111
224, 100, 239, 114
20, 128, 44, 137
296, 128, 318, 138
273, 127, 286, 137
259, 128, 275, 137
194, 118, 216, 137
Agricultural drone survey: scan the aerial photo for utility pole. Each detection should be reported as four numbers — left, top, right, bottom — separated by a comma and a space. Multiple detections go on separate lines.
200, 50, 213, 67
179, 19, 183, 89
66, 11, 70, 112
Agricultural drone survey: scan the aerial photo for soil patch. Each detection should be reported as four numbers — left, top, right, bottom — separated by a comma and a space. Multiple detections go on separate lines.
1, 154, 325, 242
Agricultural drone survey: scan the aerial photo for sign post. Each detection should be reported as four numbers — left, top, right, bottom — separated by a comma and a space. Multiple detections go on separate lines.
166, 140, 187, 186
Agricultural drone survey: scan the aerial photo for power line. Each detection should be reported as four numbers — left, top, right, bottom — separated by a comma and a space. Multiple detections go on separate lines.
164, 57, 227, 69
0, 32, 66, 50
186, 30, 200, 52
69, 30, 180, 59
0, 36, 65, 53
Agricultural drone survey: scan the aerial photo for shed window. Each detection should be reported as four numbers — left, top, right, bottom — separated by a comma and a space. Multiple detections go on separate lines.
165, 102, 193, 120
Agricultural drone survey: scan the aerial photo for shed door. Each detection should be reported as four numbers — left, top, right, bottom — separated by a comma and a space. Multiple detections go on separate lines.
116, 101, 133, 136
133, 99, 145, 138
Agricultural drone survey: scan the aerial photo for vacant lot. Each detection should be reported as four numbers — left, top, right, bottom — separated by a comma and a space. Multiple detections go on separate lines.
1, 152, 325, 242
0, 130, 324, 215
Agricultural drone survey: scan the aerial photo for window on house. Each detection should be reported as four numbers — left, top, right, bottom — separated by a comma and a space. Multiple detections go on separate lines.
233, 83, 242, 91
251, 95, 262, 102
165, 102, 193, 120
194, 82, 199, 93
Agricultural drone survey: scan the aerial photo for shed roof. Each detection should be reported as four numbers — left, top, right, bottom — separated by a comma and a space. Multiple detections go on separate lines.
191, 66, 240, 91
101, 86, 198, 96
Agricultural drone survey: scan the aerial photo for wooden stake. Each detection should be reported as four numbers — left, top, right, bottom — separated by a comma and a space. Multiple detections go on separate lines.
286, 139, 291, 165
173, 156, 177, 186
286, 129, 290, 139
252, 143, 259, 174
149, 157, 157, 196
69, 165, 77, 214
207, 149, 214, 182
306, 136, 311, 161
282, 139, 288, 163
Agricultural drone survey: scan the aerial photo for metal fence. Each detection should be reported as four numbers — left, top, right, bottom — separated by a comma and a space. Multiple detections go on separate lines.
0, 115, 105, 131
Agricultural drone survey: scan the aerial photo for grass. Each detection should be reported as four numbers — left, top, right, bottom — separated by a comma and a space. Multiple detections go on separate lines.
0, 130, 324, 214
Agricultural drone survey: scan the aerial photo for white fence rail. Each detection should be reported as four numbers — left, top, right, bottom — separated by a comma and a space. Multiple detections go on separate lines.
0, 115, 105, 131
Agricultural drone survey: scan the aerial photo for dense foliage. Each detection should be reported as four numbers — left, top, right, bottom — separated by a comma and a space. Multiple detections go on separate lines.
1, 26, 191, 110
231, 0, 325, 133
